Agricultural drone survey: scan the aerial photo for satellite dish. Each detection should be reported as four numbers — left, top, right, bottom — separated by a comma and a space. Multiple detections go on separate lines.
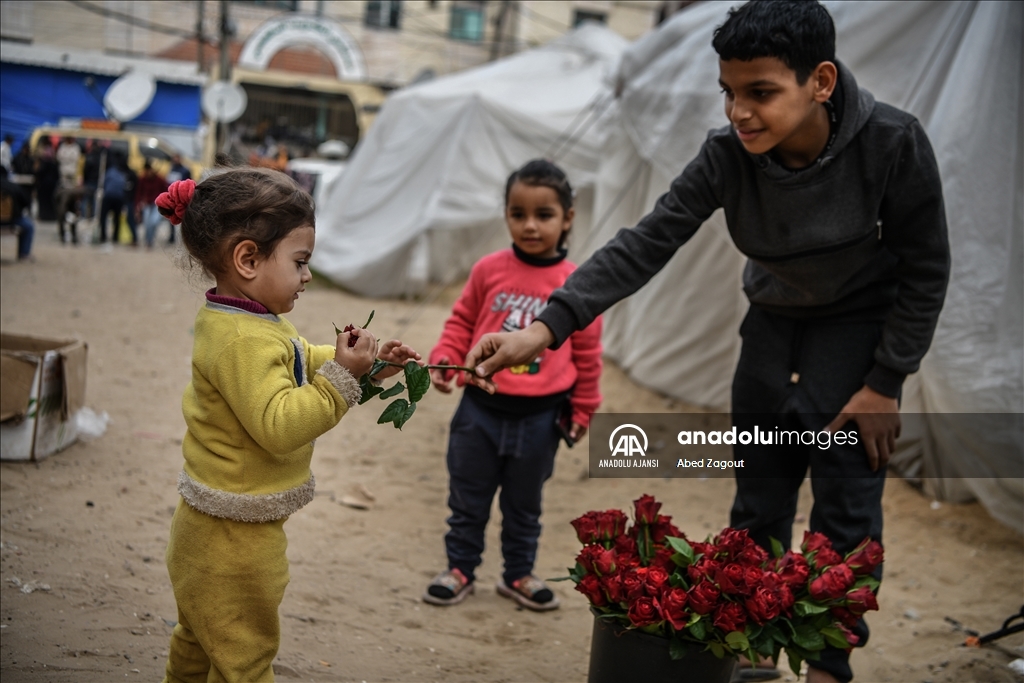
202, 82, 248, 123
317, 139, 350, 159
103, 71, 157, 122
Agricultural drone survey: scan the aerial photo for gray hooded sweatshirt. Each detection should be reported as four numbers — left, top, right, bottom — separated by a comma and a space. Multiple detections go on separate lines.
537, 62, 950, 398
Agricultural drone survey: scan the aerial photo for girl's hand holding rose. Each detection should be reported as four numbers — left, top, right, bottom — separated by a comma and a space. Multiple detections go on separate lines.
335, 327, 377, 378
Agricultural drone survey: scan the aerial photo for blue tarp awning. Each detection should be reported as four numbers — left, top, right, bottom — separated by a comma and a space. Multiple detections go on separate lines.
0, 62, 201, 149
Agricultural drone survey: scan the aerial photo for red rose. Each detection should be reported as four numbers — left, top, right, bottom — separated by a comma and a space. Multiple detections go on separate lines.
594, 548, 618, 576
846, 538, 884, 576
644, 565, 671, 596
628, 595, 663, 627
690, 541, 716, 559
735, 542, 769, 567
661, 587, 690, 631
715, 563, 748, 595
712, 601, 747, 632
614, 535, 638, 561
830, 606, 860, 629
761, 573, 795, 613
576, 545, 603, 573
650, 515, 682, 543
596, 510, 629, 541
744, 586, 782, 625
809, 564, 856, 601
714, 528, 753, 557
570, 512, 599, 544
742, 565, 764, 592
687, 557, 721, 585
813, 546, 843, 570
844, 586, 879, 616
601, 572, 626, 604
773, 551, 810, 589
651, 547, 676, 572
575, 574, 607, 607
801, 530, 832, 554
634, 494, 662, 525
621, 569, 645, 601
688, 580, 721, 615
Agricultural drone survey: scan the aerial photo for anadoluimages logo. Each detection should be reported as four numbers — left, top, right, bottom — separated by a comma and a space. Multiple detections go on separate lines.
609, 424, 648, 457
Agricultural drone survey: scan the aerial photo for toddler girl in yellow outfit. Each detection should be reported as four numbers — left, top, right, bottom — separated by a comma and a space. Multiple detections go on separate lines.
157, 169, 420, 682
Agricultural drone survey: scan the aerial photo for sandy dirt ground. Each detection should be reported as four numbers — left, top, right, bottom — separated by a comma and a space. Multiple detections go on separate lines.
1, 230, 1022, 683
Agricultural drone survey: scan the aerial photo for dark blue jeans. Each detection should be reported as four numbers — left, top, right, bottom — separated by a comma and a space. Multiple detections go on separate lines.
12, 215, 34, 259
444, 391, 562, 586
730, 305, 888, 683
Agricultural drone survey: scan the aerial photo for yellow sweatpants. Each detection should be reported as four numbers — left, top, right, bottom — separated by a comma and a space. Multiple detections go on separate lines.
163, 499, 290, 683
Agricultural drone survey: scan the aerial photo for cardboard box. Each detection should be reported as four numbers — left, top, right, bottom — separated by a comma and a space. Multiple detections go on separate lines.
1, 333, 87, 461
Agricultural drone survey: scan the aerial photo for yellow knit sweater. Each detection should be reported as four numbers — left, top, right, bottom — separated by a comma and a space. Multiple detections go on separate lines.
178, 302, 362, 523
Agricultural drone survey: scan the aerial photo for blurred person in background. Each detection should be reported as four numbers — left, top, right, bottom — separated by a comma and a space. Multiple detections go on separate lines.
57, 136, 81, 189
167, 153, 192, 184
11, 143, 35, 202
34, 137, 59, 221
0, 166, 36, 261
136, 161, 170, 248
81, 140, 103, 219
98, 153, 133, 245
56, 137, 83, 244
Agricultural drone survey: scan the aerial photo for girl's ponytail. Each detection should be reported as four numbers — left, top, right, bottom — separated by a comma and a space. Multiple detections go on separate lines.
156, 179, 197, 225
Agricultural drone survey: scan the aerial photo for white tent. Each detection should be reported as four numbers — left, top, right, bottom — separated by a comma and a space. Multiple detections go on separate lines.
583, 1, 1023, 532
310, 24, 628, 297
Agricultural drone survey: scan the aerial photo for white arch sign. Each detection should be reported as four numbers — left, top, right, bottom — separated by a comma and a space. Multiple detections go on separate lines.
239, 15, 367, 81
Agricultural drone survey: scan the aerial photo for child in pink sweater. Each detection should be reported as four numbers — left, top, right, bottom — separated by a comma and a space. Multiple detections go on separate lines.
423, 159, 602, 611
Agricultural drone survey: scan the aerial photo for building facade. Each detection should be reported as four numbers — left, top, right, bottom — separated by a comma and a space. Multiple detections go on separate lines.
1, 1, 672, 159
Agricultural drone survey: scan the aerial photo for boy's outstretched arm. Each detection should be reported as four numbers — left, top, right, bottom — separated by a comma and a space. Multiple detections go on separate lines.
465, 321, 555, 393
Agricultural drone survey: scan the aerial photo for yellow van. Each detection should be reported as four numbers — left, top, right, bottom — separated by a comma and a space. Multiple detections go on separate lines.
29, 126, 203, 180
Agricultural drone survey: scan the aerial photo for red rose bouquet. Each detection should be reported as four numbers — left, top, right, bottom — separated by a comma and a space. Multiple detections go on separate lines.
565, 495, 883, 675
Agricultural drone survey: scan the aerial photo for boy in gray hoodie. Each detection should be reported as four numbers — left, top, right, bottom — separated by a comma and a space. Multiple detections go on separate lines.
466, 1, 949, 681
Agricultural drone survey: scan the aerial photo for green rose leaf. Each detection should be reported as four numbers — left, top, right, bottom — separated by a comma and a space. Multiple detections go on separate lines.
393, 400, 417, 430
794, 600, 830, 616
792, 624, 825, 652
363, 310, 374, 328
821, 626, 852, 649
666, 536, 695, 566
378, 398, 410, 426
708, 641, 725, 659
358, 376, 385, 405
379, 382, 405, 399
770, 536, 785, 559
725, 631, 750, 651
404, 361, 431, 403
786, 650, 803, 677
688, 619, 707, 641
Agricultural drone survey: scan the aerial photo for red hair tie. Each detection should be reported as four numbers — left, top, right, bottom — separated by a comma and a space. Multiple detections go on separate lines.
155, 179, 196, 225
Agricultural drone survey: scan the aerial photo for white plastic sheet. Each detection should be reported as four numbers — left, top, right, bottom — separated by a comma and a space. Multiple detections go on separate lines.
310, 24, 628, 297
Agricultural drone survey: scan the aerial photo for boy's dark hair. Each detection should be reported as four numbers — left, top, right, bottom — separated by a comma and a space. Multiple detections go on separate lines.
712, 0, 835, 84
505, 159, 574, 213
180, 167, 315, 279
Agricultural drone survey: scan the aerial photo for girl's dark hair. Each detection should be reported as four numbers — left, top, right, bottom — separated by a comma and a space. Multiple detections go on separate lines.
504, 159, 574, 213
712, 0, 835, 85
180, 167, 315, 278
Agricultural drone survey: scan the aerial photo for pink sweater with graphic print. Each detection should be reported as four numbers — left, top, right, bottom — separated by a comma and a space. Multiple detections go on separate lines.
430, 248, 602, 427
